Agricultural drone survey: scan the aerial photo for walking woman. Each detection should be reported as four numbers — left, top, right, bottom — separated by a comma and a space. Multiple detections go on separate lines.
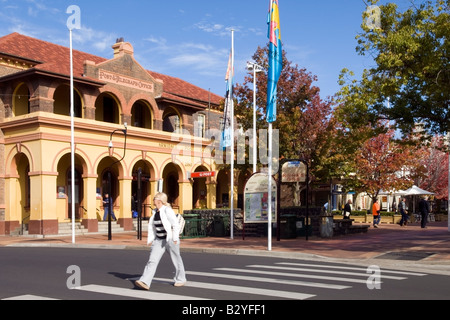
135, 192, 187, 290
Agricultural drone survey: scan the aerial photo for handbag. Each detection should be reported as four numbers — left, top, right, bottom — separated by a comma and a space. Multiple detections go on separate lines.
176, 214, 185, 235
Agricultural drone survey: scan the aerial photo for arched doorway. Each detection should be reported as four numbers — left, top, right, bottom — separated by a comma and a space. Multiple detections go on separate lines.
56, 154, 86, 221
14, 153, 31, 226
192, 166, 209, 209
238, 170, 252, 210
162, 163, 181, 208
216, 170, 230, 208
101, 169, 118, 220
132, 160, 153, 219
67, 169, 83, 220
97, 157, 123, 221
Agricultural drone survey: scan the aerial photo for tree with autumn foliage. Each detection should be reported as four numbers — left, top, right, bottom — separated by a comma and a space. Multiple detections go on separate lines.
233, 46, 336, 181
414, 136, 449, 200
348, 126, 416, 202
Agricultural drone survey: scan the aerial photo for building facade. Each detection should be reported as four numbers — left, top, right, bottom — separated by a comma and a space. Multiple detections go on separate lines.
0, 33, 240, 236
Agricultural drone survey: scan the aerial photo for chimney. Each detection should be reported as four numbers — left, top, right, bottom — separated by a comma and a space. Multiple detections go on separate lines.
112, 38, 134, 58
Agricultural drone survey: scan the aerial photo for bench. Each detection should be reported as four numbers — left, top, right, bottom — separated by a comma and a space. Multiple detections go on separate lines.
334, 219, 369, 235
348, 224, 370, 234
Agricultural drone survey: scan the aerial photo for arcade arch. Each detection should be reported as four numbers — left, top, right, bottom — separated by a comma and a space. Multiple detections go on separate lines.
56, 153, 88, 221
162, 106, 182, 133
131, 160, 154, 218
192, 165, 209, 209
162, 162, 182, 207
53, 84, 83, 118
95, 92, 121, 124
131, 100, 153, 129
9, 153, 31, 226
13, 83, 30, 116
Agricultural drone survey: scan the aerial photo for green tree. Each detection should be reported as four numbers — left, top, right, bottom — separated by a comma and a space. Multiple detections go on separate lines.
339, 0, 449, 137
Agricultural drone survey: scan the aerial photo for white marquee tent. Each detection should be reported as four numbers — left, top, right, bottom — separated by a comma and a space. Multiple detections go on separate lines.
403, 185, 435, 196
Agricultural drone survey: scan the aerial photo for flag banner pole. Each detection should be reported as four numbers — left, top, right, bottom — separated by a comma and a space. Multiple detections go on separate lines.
266, 0, 282, 250
230, 29, 235, 240
268, 123, 273, 251
69, 28, 75, 244
67, 5, 81, 244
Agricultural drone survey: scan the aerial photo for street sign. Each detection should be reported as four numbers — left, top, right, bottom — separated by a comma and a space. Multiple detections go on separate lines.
281, 161, 307, 183
190, 171, 215, 179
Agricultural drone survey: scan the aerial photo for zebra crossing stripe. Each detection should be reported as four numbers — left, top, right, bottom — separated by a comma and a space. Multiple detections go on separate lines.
186, 270, 351, 289
247, 265, 407, 280
215, 267, 369, 284
2, 295, 58, 300
277, 263, 428, 277
153, 277, 315, 300
75, 284, 210, 300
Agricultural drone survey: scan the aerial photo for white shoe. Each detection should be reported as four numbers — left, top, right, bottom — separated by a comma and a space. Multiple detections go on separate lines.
135, 280, 150, 290
174, 282, 186, 287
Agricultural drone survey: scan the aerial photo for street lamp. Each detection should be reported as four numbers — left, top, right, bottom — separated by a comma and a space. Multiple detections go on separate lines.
107, 122, 128, 241
247, 61, 264, 173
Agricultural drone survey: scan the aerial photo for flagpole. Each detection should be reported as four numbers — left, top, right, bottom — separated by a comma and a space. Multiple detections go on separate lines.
67, 5, 80, 244
69, 28, 76, 245
268, 123, 273, 251
230, 29, 235, 240
266, 0, 282, 251
268, 0, 274, 251
267, 1, 273, 251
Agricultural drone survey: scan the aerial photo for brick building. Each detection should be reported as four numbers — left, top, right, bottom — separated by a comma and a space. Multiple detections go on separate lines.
0, 32, 238, 236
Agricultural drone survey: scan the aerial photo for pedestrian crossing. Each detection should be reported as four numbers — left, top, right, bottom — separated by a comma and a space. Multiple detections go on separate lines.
2, 261, 428, 300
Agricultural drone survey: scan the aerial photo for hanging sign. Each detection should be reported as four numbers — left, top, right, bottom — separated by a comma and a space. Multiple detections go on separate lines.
190, 171, 215, 179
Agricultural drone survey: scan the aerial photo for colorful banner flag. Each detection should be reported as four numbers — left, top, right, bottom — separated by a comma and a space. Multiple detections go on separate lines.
221, 51, 233, 149
266, 0, 282, 123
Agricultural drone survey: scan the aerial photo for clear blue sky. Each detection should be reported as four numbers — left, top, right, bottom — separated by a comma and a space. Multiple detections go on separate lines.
0, 0, 418, 100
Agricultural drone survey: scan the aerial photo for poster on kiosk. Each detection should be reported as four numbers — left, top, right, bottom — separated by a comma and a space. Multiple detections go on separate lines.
244, 173, 277, 224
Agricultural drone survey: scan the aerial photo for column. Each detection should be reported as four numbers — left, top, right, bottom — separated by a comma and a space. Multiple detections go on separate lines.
28, 173, 58, 235
118, 177, 133, 231
206, 179, 217, 209
81, 175, 98, 232
178, 179, 193, 214
4, 175, 20, 234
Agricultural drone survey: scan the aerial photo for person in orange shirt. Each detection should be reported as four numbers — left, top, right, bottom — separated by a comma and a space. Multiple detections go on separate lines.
372, 199, 381, 228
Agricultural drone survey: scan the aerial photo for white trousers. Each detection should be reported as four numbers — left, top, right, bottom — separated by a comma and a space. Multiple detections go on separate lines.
139, 239, 186, 287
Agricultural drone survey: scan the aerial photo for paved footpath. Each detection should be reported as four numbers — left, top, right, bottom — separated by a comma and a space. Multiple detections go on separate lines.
2, 221, 450, 273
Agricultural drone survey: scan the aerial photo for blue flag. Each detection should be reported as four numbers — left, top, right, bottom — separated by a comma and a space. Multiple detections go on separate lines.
266, 0, 282, 123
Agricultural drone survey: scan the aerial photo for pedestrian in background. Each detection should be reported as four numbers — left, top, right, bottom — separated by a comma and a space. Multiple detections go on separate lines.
103, 193, 116, 221
419, 196, 430, 229
135, 192, 186, 290
372, 198, 381, 228
398, 197, 409, 227
343, 199, 352, 219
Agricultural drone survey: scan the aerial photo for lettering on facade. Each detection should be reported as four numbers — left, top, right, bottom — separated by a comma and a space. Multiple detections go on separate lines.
99, 69, 154, 92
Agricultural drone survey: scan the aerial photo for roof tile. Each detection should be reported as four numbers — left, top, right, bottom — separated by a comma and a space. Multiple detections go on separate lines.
0, 32, 222, 107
